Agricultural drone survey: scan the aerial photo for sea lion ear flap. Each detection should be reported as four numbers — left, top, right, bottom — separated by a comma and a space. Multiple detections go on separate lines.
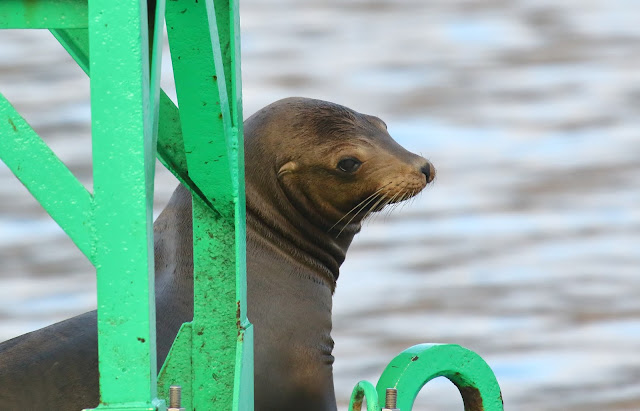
278, 161, 298, 178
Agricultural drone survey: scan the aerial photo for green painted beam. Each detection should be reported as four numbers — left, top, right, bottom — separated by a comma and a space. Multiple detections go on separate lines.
86, 0, 159, 407
51, 2, 253, 408
191, 199, 238, 408
148, 0, 165, 155
229, 0, 243, 129
0, 0, 88, 29
51, 28, 217, 212
233, 318, 253, 411
0, 93, 94, 261
376, 344, 503, 411
165, 0, 234, 217
50, 28, 90, 72
226, 3, 253, 408
210, 0, 233, 126
160, 1, 252, 409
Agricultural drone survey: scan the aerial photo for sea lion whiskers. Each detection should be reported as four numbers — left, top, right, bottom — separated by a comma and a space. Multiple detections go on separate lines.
373, 190, 403, 222
335, 191, 387, 238
356, 191, 395, 228
377, 187, 418, 221
394, 190, 414, 217
336, 190, 392, 237
329, 183, 391, 233
395, 189, 415, 213
382, 192, 405, 220
398, 189, 417, 213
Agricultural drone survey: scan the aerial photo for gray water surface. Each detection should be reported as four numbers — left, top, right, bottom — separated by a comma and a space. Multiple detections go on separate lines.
1, 1, 639, 410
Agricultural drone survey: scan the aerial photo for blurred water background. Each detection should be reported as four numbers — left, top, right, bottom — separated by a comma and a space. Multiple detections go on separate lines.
1, 0, 639, 409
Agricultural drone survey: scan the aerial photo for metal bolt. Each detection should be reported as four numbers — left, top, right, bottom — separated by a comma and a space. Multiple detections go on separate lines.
168, 385, 185, 411
381, 387, 400, 411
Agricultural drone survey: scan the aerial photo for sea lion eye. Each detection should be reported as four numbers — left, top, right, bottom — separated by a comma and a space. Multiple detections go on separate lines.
337, 158, 361, 173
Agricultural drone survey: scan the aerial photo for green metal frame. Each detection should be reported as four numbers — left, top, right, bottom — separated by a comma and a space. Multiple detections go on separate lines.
1, 1, 251, 409
1, 1, 502, 410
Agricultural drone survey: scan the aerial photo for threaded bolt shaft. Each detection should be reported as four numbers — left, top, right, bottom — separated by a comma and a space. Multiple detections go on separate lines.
169, 385, 181, 408
385, 388, 397, 409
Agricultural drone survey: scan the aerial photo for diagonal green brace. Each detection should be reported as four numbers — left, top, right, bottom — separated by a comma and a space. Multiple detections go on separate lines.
166, 0, 235, 218
0, 94, 94, 261
51, 28, 217, 211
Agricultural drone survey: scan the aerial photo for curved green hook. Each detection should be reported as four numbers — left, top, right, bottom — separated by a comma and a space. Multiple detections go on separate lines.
348, 380, 380, 411
376, 344, 503, 411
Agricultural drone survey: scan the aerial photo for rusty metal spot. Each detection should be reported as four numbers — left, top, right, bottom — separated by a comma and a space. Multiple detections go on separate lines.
8, 118, 17, 132
411, 355, 419, 361
236, 301, 246, 340
459, 385, 484, 411
137, 337, 146, 343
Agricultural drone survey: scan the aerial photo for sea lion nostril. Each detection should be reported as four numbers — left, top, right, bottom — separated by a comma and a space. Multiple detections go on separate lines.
420, 164, 431, 181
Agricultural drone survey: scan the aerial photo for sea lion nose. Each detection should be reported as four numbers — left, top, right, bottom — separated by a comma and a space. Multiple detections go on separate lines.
420, 162, 435, 183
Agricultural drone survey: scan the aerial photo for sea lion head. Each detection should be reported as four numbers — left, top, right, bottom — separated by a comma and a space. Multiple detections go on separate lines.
245, 97, 435, 236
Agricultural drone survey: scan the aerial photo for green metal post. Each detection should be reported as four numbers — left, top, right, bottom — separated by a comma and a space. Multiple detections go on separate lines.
86, 0, 165, 408
157, 1, 252, 410
48, 23, 251, 410
2, 0, 167, 409
48, 2, 252, 409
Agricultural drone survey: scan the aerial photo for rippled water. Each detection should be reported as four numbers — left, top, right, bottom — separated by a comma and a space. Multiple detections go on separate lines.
1, 1, 640, 410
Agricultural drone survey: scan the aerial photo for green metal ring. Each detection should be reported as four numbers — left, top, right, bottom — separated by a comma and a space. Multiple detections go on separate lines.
376, 344, 503, 411
348, 380, 380, 411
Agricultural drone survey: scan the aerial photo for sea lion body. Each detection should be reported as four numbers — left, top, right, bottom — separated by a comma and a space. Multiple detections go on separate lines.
0, 98, 434, 410
0, 190, 194, 410
244, 98, 433, 410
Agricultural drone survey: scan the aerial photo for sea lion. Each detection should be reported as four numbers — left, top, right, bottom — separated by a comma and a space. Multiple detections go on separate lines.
0, 97, 435, 410
244, 98, 434, 410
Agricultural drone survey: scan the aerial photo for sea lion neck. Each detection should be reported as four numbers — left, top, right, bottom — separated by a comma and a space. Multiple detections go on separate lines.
245, 170, 351, 290
243, 100, 360, 290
